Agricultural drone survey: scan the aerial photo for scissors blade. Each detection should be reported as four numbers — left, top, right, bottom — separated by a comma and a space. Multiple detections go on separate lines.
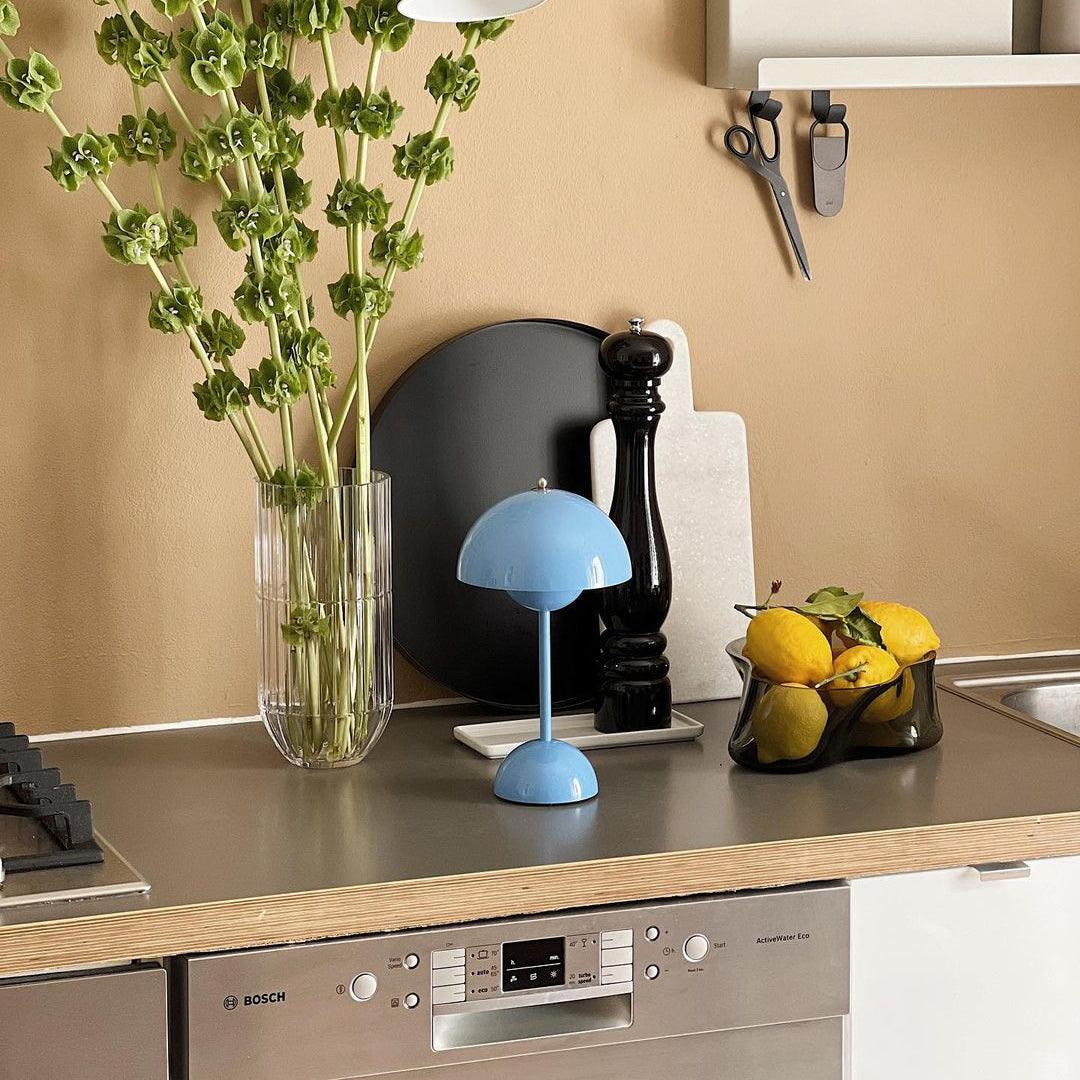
768, 177, 812, 282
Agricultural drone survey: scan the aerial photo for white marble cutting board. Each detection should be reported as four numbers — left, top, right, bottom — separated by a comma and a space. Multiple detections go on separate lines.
591, 319, 755, 703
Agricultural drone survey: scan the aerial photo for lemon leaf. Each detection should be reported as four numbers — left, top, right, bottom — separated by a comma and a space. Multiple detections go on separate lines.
839, 608, 885, 648
793, 587, 864, 620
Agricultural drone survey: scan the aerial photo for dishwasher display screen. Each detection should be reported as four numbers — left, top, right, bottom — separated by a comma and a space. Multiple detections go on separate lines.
502, 937, 565, 992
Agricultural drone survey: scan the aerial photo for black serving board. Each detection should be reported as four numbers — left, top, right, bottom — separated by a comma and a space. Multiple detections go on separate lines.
372, 319, 608, 711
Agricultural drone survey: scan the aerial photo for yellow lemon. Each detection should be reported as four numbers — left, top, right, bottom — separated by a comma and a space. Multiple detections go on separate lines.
743, 608, 834, 686
827, 646, 900, 707
750, 684, 829, 765
862, 668, 916, 725
857, 601, 941, 666
807, 616, 845, 655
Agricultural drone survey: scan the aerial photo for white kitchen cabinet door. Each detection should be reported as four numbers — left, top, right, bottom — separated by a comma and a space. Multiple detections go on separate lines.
851, 856, 1080, 1080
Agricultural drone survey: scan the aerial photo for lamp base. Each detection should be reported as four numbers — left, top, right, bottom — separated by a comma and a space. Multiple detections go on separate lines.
493, 739, 599, 805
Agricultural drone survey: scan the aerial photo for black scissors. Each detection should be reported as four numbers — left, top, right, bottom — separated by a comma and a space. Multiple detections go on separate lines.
725, 100, 812, 282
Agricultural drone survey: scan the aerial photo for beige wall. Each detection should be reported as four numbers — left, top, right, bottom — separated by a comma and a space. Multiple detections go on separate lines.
2, 1, 1079, 735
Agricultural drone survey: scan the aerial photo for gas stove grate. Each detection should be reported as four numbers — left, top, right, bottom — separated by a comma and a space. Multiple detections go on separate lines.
0, 721, 104, 873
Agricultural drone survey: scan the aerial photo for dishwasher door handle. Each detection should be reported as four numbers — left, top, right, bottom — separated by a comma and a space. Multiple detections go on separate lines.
969, 861, 1031, 881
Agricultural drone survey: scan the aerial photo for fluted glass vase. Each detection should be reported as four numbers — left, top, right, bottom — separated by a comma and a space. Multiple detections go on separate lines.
255, 470, 393, 768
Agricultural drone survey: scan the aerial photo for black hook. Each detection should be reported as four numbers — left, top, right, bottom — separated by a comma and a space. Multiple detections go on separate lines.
811, 90, 847, 126
749, 90, 782, 122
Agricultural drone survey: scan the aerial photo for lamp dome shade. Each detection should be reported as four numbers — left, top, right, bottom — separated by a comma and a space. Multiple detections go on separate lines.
398, 0, 545, 21
457, 486, 631, 596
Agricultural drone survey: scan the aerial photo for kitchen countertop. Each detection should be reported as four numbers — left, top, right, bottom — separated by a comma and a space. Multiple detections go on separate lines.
4, 686, 1080, 978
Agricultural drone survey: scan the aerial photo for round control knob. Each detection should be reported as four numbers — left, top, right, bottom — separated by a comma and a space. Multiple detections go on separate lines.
683, 935, 710, 963
645, 926, 660, 942
350, 973, 378, 1002
403, 993, 420, 1009
645, 964, 660, 980
404, 953, 420, 970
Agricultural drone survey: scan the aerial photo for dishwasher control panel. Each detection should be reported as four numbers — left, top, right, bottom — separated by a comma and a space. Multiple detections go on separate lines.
180, 882, 849, 1080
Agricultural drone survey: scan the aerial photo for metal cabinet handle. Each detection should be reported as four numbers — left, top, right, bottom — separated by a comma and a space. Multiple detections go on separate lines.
969, 861, 1031, 881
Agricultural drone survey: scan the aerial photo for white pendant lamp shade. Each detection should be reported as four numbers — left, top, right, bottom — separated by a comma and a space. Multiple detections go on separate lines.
398, 0, 546, 21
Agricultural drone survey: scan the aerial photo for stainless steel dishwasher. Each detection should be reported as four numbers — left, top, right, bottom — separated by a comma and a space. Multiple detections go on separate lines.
179, 882, 850, 1079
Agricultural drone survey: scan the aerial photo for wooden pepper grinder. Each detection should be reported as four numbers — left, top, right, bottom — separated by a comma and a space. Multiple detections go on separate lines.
595, 317, 674, 733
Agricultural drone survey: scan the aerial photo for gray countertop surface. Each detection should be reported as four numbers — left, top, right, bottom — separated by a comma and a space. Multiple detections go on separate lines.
9, 684, 1080, 930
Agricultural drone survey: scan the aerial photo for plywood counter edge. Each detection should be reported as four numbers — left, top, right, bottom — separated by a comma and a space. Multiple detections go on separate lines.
4, 812, 1080, 978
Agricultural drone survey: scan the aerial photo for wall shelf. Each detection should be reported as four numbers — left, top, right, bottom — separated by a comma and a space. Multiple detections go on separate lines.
706, 0, 1079, 91
754, 52, 1080, 91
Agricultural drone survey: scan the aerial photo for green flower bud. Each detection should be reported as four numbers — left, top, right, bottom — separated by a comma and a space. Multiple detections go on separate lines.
267, 69, 314, 121
149, 283, 204, 334
281, 603, 330, 646
264, 0, 299, 34
213, 192, 284, 251
245, 24, 284, 70
293, 0, 344, 39
102, 204, 169, 266
267, 462, 324, 512
314, 88, 342, 130
112, 107, 177, 164
281, 325, 334, 387
392, 130, 453, 185
265, 218, 319, 265
370, 221, 423, 271
0, 2, 20, 37
328, 272, 392, 320
233, 268, 301, 323
95, 15, 130, 65
195, 310, 246, 362
324, 178, 390, 230
120, 19, 177, 86
223, 108, 273, 161
152, 0, 191, 17
457, 17, 512, 42
330, 85, 401, 139
160, 207, 198, 260
269, 167, 313, 214
0, 50, 61, 113
261, 119, 304, 171
47, 128, 117, 192
178, 12, 246, 96
193, 369, 249, 422
425, 54, 479, 111
179, 135, 219, 184
248, 355, 304, 413
347, 0, 413, 51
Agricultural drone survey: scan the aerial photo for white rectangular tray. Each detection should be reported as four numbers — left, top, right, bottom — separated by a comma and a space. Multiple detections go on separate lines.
454, 711, 704, 760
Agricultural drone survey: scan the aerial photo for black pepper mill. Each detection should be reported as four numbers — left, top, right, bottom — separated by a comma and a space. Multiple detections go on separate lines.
595, 317, 673, 733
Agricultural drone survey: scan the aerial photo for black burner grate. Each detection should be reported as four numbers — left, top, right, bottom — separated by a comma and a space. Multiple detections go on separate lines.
0, 721, 104, 873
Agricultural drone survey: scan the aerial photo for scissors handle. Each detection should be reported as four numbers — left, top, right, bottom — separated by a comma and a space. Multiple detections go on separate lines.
750, 108, 781, 166
723, 124, 755, 161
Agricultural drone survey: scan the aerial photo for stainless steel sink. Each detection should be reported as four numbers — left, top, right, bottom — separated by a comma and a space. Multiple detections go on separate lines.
1000, 683, 1080, 736
938, 654, 1080, 745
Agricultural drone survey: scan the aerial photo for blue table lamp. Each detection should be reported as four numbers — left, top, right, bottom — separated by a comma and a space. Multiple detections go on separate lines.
457, 480, 631, 805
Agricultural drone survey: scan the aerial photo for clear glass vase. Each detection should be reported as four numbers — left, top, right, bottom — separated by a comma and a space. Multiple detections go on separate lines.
255, 469, 393, 768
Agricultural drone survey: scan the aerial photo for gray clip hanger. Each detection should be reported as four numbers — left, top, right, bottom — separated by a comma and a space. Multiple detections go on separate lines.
810, 90, 849, 218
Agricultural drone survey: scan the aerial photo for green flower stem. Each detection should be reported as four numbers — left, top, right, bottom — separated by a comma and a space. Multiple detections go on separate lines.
112, 0, 231, 200
205, 82, 312, 485
327, 29, 482, 454
131, 81, 193, 288
354, 46, 383, 182
216, 77, 336, 488
351, 42, 383, 480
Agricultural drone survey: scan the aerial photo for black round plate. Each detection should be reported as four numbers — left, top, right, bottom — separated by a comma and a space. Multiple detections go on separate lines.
372, 319, 608, 711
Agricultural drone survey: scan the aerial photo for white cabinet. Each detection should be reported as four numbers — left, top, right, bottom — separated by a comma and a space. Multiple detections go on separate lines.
851, 856, 1080, 1080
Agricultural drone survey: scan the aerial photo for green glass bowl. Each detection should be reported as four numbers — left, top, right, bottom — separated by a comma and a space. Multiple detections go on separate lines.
726, 637, 943, 773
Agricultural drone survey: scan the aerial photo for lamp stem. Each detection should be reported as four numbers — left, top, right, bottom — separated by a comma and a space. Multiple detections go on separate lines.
539, 608, 552, 743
